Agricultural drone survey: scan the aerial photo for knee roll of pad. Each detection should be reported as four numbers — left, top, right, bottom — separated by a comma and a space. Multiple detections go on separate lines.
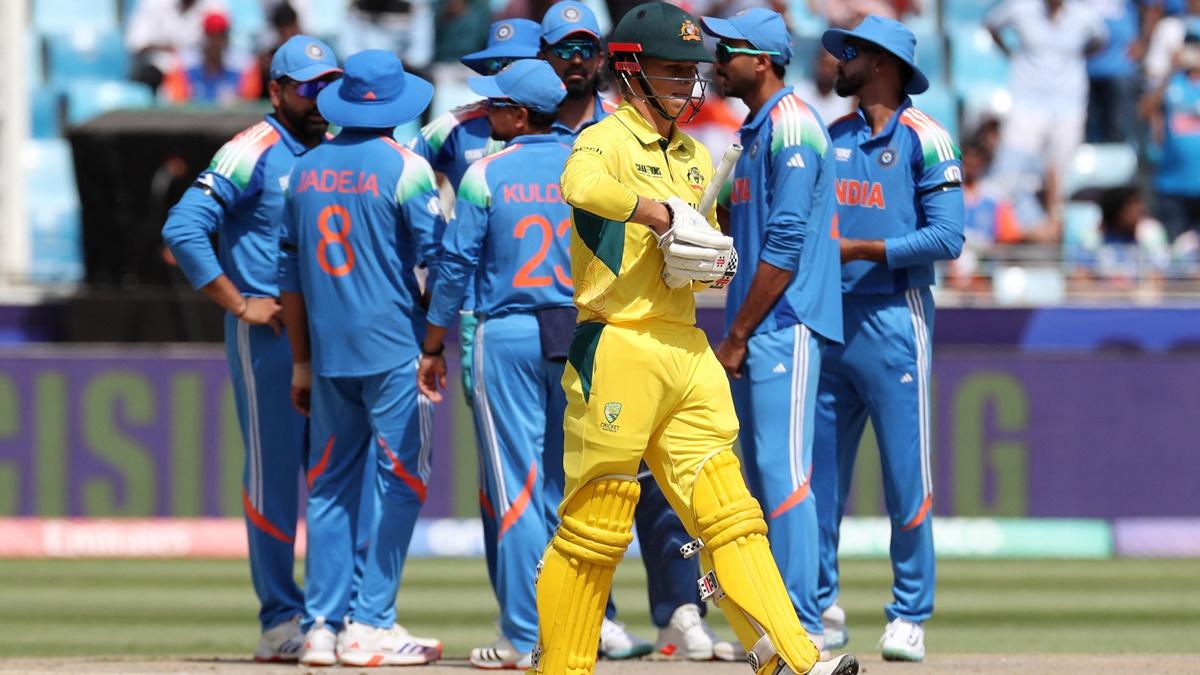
694, 450, 769, 550
552, 477, 640, 566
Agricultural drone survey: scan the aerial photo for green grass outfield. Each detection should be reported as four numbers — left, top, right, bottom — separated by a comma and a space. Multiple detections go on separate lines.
0, 557, 1197, 658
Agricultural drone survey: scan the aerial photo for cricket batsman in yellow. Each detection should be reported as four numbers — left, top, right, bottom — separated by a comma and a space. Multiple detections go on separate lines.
529, 3, 859, 674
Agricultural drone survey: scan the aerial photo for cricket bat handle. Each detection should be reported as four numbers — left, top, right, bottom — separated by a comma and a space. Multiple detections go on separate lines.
699, 143, 742, 215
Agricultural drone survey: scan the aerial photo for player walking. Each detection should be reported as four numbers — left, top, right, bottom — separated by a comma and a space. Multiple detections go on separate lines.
161, 35, 341, 663
277, 50, 445, 667
813, 16, 965, 662
417, 59, 572, 670
702, 7, 844, 651
528, 4, 857, 674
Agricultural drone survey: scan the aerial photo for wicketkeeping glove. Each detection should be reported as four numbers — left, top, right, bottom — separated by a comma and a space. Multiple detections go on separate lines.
657, 197, 738, 289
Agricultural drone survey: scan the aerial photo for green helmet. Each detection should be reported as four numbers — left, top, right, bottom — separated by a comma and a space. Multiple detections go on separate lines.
608, 2, 711, 122
609, 1, 713, 63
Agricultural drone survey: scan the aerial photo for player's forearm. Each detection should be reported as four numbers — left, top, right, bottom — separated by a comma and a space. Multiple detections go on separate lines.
632, 197, 672, 236
200, 275, 248, 316
422, 324, 449, 354
727, 261, 793, 345
279, 292, 311, 363
162, 191, 225, 289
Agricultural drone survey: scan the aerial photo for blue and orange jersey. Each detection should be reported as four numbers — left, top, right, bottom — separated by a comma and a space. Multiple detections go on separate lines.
828, 99, 965, 294
279, 131, 446, 377
427, 134, 574, 328
407, 100, 504, 190
163, 115, 311, 296
724, 87, 843, 343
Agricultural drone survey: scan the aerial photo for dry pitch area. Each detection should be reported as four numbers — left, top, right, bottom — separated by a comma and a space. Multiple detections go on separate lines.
1, 557, 1197, 673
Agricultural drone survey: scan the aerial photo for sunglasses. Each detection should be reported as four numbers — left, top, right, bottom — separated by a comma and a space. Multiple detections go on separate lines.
549, 40, 598, 61
294, 78, 335, 99
840, 43, 881, 62
483, 57, 516, 75
715, 42, 781, 65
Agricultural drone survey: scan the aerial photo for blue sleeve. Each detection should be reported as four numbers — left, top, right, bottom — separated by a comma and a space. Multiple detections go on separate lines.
406, 130, 439, 172
161, 171, 240, 289
277, 184, 301, 294
427, 200, 487, 328
396, 165, 447, 275
884, 133, 966, 268
760, 141, 822, 272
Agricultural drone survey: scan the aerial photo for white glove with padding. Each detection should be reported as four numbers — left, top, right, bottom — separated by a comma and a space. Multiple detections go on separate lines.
657, 197, 738, 289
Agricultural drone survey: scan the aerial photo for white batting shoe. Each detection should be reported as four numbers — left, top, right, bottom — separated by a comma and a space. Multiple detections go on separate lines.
298, 617, 338, 667
821, 604, 849, 649
652, 604, 712, 660
599, 617, 653, 659
879, 617, 924, 662
803, 653, 860, 675
469, 634, 532, 670
338, 619, 440, 666
253, 615, 304, 662
394, 623, 444, 659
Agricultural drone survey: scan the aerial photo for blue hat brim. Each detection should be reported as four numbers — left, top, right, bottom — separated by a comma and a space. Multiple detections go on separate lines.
821, 27, 929, 95
282, 63, 342, 82
460, 45, 541, 74
467, 75, 507, 100
316, 73, 434, 129
699, 16, 747, 41
542, 26, 600, 45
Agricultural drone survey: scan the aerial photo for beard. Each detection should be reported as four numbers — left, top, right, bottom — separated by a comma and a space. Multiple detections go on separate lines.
563, 69, 596, 99
834, 69, 864, 98
280, 103, 327, 143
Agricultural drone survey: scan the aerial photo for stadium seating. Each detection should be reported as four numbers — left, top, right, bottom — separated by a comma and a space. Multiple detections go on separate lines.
914, 31, 946, 87
33, 0, 119, 35
228, 0, 267, 53
1063, 201, 1103, 251
306, 0, 348, 44
949, 26, 1009, 95
1065, 143, 1139, 196
28, 33, 45, 88
24, 139, 84, 281
786, 0, 828, 37
46, 29, 130, 84
30, 89, 61, 139
63, 79, 155, 126
941, 0, 1002, 29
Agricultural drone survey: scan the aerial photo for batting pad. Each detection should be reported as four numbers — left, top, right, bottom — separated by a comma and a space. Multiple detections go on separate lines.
529, 477, 640, 675
693, 450, 820, 674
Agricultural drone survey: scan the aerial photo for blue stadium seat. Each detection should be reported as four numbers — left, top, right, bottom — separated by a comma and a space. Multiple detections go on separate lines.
914, 30, 946, 88
229, 0, 267, 52
1065, 143, 1139, 196
941, 0, 1002, 29
46, 29, 129, 84
950, 27, 1009, 93
787, 0, 828, 37
33, 0, 118, 35
28, 34, 45, 87
63, 79, 155, 126
911, 88, 959, 143
1062, 201, 1102, 251
30, 89, 61, 139
305, 0, 347, 44
24, 139, 84, 281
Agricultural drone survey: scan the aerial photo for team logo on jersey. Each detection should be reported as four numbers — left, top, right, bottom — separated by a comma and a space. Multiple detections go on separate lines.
601, 402, 622, 431
749, 141, 760, 158
561, 6, 581, 22
680, 20, 702, 41
427, 196, 442, 215
835, 147, 853, 161
306, 43, 325, 60
687, 166, 704, 187
278, 175, 289, 191
494, 22, 514, 40
878, 148, 897, 167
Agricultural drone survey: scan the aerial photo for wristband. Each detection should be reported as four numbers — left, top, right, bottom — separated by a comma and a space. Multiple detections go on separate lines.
421, 343, 445, 357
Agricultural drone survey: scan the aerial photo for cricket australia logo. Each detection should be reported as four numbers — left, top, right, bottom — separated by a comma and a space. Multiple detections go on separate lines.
679, 20, 701, 41
687, 166, 704, 187
601, 402, 622, 432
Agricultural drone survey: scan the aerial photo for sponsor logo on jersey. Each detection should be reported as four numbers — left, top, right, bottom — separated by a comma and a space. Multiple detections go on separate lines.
786, 153, 805, 168
944, 165, 964, 183
835, 179, 886, 209
634, 162, 663, 178
835, 147, 853, 161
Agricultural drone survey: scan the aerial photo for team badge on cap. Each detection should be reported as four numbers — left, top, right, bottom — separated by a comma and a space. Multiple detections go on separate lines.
306, 43, 324, 59
680, 19, 701, 41
562, 6, 581, 22
494, 22, 514, 40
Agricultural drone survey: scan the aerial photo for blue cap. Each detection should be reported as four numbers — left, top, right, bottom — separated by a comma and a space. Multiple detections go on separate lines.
821, 15, 929, 95
469, 60, 568, 114
541, 0, 601, 45
269, 34, 340, 82
461, 19, 543, 75
701, 8, 793, 66
317, 50, 433, 129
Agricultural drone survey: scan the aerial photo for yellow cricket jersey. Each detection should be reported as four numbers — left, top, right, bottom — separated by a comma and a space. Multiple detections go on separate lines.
560, 101, 718, 328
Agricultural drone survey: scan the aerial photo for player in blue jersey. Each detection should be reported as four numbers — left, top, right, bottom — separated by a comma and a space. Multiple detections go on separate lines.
415, 60, 571, 670
161, 35, 341, 663
278, 50, 446, 668
702, 7, 844, 652
814, 16, 965, 662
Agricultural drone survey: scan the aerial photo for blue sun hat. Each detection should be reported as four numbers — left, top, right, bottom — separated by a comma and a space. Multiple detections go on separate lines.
316, 50, 433, 129
821, 15, 929, 95
469, 60, 568, 114
461, 19, 543, 75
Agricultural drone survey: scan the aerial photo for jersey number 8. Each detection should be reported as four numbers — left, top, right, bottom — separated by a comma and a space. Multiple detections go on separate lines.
316, 205, 355, 277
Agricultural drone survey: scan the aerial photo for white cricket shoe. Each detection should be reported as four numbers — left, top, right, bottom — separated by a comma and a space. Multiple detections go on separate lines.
599, 617, 653, 659
298, 617, 338, 667
338, 619, 440, 667
821, 604, 849, 649
803, 653, 860, 675
469, 634, 532, 670
394, 623, 444, 659
253, 615, 305, 662
652, 604, 712, 660
879, 617, 925, 662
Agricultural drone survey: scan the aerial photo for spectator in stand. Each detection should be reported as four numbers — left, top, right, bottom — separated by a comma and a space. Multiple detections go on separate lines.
794, 50, 856, 125
341, 0, 435, 74
948, 141, 1023, 290
126, 0, 228, 93
163, 12, 257, 105
434, 0, 491, 66
986, 0, 1106, 234
809, 0, 922, 28
1141, 30, 1200, 240
1145, 0, 1200, 88
1087, 0, 1146, 143
1069, 186, 1170, 285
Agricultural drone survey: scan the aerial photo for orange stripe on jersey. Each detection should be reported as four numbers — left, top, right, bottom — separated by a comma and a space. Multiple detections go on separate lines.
242, 489, 294, 543
902, 494, 934, 531
380, 436, 428, 502
306, 435, 334, 490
